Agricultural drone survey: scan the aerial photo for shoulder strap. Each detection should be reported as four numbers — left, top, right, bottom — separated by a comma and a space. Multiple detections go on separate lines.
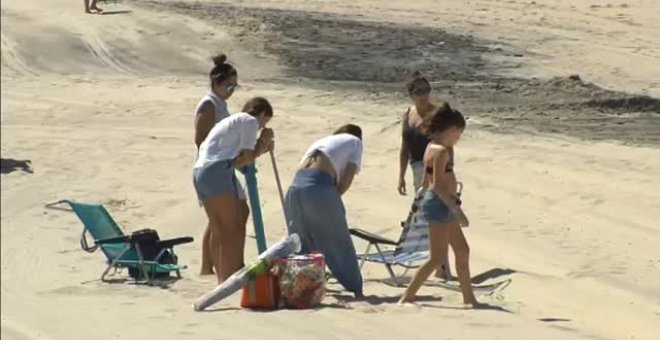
207, 92, 222, 108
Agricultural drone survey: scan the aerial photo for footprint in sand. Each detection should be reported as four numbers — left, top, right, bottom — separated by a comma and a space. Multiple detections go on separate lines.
394, 302, 422, 312
609, 265, 627, 275
360, 306, 387, 314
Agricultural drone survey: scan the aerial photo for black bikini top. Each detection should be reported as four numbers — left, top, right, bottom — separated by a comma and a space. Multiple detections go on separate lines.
425, 147, 454, 174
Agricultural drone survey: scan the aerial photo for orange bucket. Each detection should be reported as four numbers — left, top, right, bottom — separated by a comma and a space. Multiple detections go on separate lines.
240, 272, 281, 309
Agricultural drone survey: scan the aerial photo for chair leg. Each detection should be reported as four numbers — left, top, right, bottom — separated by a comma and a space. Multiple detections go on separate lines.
101, 264, 114, 282
385, 263, 402, 287
359, 243, 372, 270
134, 243, 151, 284
102, 246, 132, 282
399, 266, 410, 280
374, 244, 398, 283
146, 264, 156, 286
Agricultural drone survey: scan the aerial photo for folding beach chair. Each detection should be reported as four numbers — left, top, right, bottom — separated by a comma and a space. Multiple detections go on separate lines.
350, 184, 463, 285
97, 0, 119, 5
49, 200, 193, 284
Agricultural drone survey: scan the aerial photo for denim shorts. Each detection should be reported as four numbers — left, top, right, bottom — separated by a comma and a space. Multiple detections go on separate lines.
419, 190, 455, 224
192, 160, 239, 202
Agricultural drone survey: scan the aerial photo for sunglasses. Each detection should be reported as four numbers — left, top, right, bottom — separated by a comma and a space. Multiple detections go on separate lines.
409, 87, 431, 96
226, 83, 240, 93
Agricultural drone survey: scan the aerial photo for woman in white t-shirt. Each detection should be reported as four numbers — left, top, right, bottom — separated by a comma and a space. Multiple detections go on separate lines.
194, 54, 250, 276
284, 124, 364, 297
194, 97, 274, 283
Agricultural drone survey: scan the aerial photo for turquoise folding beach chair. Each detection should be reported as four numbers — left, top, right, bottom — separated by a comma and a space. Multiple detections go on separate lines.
49, 200, 193, 284
97, 0, 119, 5
350, 184, 463, 285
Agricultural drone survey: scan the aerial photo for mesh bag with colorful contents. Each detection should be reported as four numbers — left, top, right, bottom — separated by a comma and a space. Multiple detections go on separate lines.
276, 253, 326, 309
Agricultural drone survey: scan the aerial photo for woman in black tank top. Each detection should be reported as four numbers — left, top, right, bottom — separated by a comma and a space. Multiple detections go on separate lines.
398, 71, 455, 281
398, 71, 435, 195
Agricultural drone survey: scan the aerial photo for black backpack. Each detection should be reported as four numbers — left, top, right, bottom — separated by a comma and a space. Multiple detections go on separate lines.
127, 229, 176, 279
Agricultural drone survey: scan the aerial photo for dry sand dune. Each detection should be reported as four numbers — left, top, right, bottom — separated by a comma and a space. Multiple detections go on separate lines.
2, 0, 659, 339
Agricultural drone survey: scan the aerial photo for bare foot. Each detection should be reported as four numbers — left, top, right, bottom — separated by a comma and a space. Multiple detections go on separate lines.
397, 295, 413, 305
463, 297, 480, 307
199, 267, 215, 276
90, 6, 103, 13
397, 301, 419, 308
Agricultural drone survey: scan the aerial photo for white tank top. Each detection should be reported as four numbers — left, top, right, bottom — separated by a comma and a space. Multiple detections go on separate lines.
194, 92, 230, 162
194, 92, 229, 123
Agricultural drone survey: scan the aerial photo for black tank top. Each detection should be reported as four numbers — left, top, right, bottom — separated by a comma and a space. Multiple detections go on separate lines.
403, 108, 431, 163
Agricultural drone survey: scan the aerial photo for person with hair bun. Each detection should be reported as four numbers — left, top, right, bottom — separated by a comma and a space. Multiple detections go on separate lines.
193, 54, 248, 277
398, 104, 478, 306
195, 54, 239, 147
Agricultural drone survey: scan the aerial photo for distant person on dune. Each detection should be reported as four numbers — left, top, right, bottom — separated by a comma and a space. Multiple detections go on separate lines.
193, 97, 275, 283
398, 70, 452, 280
193, 54, 250, 277
284, 124, 365, 298
84, 0, 102, 14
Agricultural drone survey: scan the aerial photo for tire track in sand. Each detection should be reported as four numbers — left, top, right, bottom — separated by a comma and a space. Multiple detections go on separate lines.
79, 33, 136, 75
0, 32, 39, 77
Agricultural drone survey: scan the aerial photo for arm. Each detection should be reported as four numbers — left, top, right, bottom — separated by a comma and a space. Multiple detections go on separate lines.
233, 139, 271, 168
338, 163, 358, 196
398, 109, 410, 194
194, 101, 216, 148
339, 139, 363, 195
233, 127, 273, 168
399, 143, 409, 181
421, 169, 429, 189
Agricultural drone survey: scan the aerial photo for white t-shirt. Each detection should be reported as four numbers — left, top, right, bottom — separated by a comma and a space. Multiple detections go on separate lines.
194, 112, 260, 169
301, 134, 362, 180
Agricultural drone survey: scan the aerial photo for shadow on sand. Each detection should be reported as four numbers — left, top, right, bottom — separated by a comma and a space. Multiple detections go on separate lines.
100, 10, 132, 15
364, 267, 517, 286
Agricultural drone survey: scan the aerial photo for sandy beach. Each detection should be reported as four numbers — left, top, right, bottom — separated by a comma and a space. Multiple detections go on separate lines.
2, 0, 659, 339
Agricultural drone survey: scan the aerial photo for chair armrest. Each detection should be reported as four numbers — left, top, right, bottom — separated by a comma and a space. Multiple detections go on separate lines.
349, 228, 397, 246
95, 235, 131, 244
158, 236, 194, 248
